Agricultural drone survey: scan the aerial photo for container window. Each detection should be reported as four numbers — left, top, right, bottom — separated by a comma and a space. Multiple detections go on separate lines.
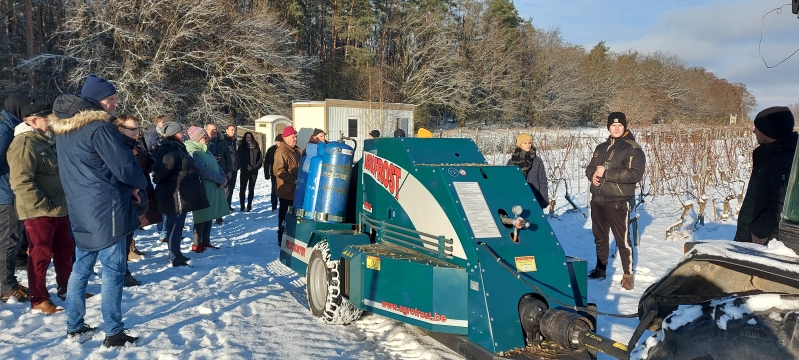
348, 118, 358, 137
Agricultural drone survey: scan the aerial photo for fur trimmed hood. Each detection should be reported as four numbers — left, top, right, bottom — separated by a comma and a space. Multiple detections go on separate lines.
50, 110, 110, 135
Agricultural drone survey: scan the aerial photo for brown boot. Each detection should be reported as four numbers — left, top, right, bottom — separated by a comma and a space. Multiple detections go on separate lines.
131, 239, 145, 256
128, 240, 142, 261
1, 285, 29, 303
621, 274, 635, 290
32, 299, 64, 314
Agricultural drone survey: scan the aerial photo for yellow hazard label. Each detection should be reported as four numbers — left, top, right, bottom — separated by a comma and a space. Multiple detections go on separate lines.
366, 256, 381, 271
613, 342, 628, 351
515, 256, 537, 272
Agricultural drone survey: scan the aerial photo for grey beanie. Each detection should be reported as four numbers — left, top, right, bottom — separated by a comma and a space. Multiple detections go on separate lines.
159, 121, 183, 137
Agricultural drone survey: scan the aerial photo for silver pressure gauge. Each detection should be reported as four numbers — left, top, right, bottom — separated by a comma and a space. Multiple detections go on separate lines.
512, 205, 523, 216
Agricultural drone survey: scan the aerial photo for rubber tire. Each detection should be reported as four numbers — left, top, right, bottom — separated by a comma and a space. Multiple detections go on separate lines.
641, 297, 799, 360
306, 241, 362, 325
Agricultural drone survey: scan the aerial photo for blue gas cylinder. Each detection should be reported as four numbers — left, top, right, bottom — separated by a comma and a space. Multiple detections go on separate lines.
302, 143, 326, 218
314, 141, 354, 222
293, 143, 318, 211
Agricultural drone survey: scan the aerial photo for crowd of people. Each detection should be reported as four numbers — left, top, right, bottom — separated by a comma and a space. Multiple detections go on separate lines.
0, 71, 794, 349
0, 73, 306, 347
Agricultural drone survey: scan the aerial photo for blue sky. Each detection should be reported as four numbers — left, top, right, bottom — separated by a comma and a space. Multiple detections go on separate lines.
516, 0, 799, 117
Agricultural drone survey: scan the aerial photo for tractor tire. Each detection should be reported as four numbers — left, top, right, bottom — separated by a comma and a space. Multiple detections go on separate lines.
306, 241, 362, 325
635, 295, 799, 360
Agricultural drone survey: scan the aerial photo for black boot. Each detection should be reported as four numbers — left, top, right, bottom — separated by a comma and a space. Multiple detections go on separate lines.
103, 330, 138, 347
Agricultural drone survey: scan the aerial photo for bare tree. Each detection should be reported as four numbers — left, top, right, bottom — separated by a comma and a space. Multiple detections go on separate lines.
50, 0, 312, 125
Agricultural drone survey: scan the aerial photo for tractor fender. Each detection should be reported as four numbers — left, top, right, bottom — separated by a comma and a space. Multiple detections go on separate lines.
315, 230, 371, 259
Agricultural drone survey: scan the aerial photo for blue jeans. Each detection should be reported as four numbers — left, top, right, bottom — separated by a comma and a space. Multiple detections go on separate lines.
165, 213, 187, 262
66, 237, 126, 336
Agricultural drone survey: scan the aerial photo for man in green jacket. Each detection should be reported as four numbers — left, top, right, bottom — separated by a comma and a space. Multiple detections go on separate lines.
8, 102, 73, 314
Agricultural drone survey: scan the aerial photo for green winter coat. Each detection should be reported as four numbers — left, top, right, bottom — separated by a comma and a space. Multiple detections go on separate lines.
8, 122, 68, 220
185, 140, 230, 223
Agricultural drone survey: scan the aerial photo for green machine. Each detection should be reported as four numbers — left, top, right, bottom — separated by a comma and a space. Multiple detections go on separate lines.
279, 137, 630, 359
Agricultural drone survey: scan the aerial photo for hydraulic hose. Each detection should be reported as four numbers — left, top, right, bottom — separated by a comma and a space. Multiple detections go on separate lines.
479, 243, 638, 319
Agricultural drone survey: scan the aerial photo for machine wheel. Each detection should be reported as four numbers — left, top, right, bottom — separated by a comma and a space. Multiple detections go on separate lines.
306, 241, 362, 324
635, 296, 799, 360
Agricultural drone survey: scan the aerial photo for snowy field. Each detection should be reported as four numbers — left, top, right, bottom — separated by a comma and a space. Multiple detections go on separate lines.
0, 150, 763, 360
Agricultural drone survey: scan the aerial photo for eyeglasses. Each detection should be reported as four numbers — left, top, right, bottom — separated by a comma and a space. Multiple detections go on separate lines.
120, 125, 140, 131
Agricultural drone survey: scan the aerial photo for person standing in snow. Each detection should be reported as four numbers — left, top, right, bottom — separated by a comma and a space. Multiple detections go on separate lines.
115, 114, 162, 287
184, 126, 229, 253
273, 127, 301, 245
8, 102, 72, 314
507, 134, 549, 210
224, 125, 239, 211
50, 74, 148, 347
0, 94, 31, 303
237, 132, 262, 212
585, 112, 646, 291
735, 107, 797, 245
204, 123, 232, 225
264, 135, 282, 212
152, 122, 209, 266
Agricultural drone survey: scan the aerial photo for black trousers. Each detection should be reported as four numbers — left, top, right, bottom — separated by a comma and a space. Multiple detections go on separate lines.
0, 204, 23, 292
193, 221, 213, 246
270, 177, 279, 211
226, 170, 238, 209
239, 171, 257, 210
277, 199, 294, 245
591, 200, 633, 275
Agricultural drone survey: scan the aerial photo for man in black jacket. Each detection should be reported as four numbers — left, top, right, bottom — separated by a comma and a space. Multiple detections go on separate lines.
224, 125, 239, 211
264, 135, 282, 212
585, 112, 646, 290
735, 107, 797, 245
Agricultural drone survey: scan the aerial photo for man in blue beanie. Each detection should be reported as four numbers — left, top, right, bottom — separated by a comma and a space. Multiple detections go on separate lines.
50, 86, 147, 346
80, 74, 118, 116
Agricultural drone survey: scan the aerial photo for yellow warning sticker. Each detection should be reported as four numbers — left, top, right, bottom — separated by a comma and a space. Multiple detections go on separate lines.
515, 256, 537, 272
366, 256, 381, 271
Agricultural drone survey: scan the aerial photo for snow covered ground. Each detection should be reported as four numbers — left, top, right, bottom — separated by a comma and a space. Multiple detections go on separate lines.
0, 165, 753, 360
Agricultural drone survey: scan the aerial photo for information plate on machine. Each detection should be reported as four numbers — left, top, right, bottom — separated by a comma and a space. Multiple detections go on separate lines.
453, 182, 501, 238
515, 256, 537, 272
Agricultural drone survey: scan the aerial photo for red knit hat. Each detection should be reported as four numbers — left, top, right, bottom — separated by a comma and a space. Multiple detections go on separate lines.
282, 126, 297, 138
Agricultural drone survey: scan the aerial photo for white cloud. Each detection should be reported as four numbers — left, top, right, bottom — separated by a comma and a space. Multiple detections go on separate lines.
517, 0, 799, 113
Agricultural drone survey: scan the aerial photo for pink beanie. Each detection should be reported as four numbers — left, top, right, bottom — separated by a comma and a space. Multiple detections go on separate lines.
187, 126, 207, 142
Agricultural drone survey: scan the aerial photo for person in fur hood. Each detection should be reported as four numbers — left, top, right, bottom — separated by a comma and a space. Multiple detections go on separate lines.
50, 81, 147, 347
507, 134, 549, 209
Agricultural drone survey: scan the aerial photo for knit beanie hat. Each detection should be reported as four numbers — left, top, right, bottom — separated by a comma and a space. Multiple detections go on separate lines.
187, 126, 207, 142
282, 126, 297, 138
80, 74, 117, 103
417, 128, 433, 138
312, 128, 325, 137
393, 129, 406, 138
607, 112, 627, 130
4, 94, 33, 120
160, 122, 183, 137
516, 133, 533, 147
754, 106, 795, 140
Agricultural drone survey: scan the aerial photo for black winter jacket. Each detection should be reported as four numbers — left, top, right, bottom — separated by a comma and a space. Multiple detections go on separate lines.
152, 139, 210, 214
585, 131, 646, 203
735, 132, 798, 242
238, 141, 263, 173
264, 144, 278, 180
